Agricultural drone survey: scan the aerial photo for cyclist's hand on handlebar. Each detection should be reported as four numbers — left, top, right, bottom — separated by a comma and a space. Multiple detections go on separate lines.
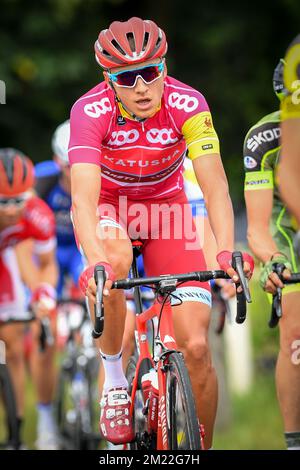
31, 283, 57, 319
216, 250, 254, 286
79, 262, 115, 302
260, 255, 292, 294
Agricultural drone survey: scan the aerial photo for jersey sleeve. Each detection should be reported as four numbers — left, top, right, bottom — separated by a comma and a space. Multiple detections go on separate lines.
166, 83, 220, 159
182, 111, 220, 160
68, 87, 112, 166
243, 119, 280, 191
24, 197, 57, 254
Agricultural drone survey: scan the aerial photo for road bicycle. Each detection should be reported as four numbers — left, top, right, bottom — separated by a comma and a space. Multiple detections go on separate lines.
92, 244, 251, 450
268, 263, 300, 328
0, 315, 51, 450
55, 299, 101, 450
0, 358, 19, 449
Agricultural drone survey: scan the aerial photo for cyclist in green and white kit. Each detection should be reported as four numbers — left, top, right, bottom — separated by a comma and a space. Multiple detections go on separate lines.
243, 60, 300, 450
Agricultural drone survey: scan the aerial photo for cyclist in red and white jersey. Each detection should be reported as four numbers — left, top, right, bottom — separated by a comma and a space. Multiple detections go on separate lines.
0, 148, 58, 449
70, 17, 253, 448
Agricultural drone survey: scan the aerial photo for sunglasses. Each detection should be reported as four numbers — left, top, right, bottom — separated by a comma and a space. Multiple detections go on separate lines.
107, 61, 164, 88
0, 195, 28, 208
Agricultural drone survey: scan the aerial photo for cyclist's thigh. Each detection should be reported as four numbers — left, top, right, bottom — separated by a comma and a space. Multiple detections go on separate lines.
173, 301, 211, 349
0, 322, 24, 356
280, 291, 300, 349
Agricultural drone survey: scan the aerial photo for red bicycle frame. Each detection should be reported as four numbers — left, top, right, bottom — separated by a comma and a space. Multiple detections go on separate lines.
129, 298, 179, 450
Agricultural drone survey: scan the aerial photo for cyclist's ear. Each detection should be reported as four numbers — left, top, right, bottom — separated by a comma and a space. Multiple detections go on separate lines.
103, 71, 112, 88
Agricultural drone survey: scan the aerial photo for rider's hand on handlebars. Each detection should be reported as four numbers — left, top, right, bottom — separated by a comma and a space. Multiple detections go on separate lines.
260, 255, 292, 294
31, 283, 57, 319
79, 262, 115, 302
216, 250, 254, 289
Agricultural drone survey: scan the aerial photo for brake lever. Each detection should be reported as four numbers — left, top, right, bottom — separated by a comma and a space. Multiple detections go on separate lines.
269, 287, 282, 328
92, 265, 106, 339
232, 251, 252, 303
268, 263, 285, 328
39, 317, 54, 352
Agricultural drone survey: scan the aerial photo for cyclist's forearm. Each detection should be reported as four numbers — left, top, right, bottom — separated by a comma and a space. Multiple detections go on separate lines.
38, 256, 58, 288
205, 182, 235, 252
247, 227, 278, 263
72, 202, 108, 265
15, 241, 40, 289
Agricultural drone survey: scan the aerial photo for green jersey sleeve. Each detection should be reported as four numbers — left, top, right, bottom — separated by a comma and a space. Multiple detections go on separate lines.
243, 111, 281, 191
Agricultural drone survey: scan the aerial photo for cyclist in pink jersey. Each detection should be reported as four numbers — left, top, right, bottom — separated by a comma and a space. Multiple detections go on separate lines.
0, 148, 58, 449
70, 17, 253, 448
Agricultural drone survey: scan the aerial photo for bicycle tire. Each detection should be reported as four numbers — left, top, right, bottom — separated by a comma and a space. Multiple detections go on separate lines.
74, 368, 97, 450
0, 364, 19, 449
55, 367, 73, 449
165, 352, 202, 450
55, 364, 97, 450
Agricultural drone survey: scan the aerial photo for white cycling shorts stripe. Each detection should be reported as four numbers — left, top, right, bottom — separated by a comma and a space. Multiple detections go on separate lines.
170, 286, 211, 307
0, 248, 29, 322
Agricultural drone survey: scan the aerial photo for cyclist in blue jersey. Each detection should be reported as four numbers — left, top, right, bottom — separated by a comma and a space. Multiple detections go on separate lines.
35, 121, 84, 299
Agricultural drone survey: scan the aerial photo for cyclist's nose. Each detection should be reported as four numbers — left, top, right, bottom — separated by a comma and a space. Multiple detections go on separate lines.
134, 77, 149, 92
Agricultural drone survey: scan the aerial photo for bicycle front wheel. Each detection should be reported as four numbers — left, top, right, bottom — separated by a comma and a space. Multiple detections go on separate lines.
0, 364, 19, 449
165, 352, 202, 450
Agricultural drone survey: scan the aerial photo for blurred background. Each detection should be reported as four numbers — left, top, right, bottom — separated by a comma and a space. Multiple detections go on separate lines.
1, 0, 299, 450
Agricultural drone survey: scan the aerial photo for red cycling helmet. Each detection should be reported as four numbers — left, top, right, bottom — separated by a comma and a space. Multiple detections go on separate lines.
95, 17, 168, 69
0, 148, 34, 196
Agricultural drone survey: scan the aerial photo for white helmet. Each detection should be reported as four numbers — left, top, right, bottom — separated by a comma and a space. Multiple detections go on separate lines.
51, 120, 70, 165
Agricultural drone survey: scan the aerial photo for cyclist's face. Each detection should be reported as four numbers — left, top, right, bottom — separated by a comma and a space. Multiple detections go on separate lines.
107, 59, 167, 119
0, 204, 24, 228
54, 157, 71, 193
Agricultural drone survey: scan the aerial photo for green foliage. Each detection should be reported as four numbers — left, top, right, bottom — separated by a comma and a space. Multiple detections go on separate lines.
215, 374, 284, 449
1, 0, 300, 202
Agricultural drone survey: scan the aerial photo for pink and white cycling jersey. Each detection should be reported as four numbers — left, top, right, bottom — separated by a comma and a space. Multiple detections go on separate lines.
69, 76, 219, 200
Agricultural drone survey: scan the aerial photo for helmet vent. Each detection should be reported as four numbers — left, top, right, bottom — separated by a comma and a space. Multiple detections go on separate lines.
5, 154, 14, 185
111, 39, 126, 56
142, 32, 149, 51
126, 32, 135, 52
155, 31, 162, 48
22, 158, 27, 182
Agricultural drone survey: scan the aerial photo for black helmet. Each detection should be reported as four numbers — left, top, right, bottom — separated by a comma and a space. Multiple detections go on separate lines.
273, 59, 287, 101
